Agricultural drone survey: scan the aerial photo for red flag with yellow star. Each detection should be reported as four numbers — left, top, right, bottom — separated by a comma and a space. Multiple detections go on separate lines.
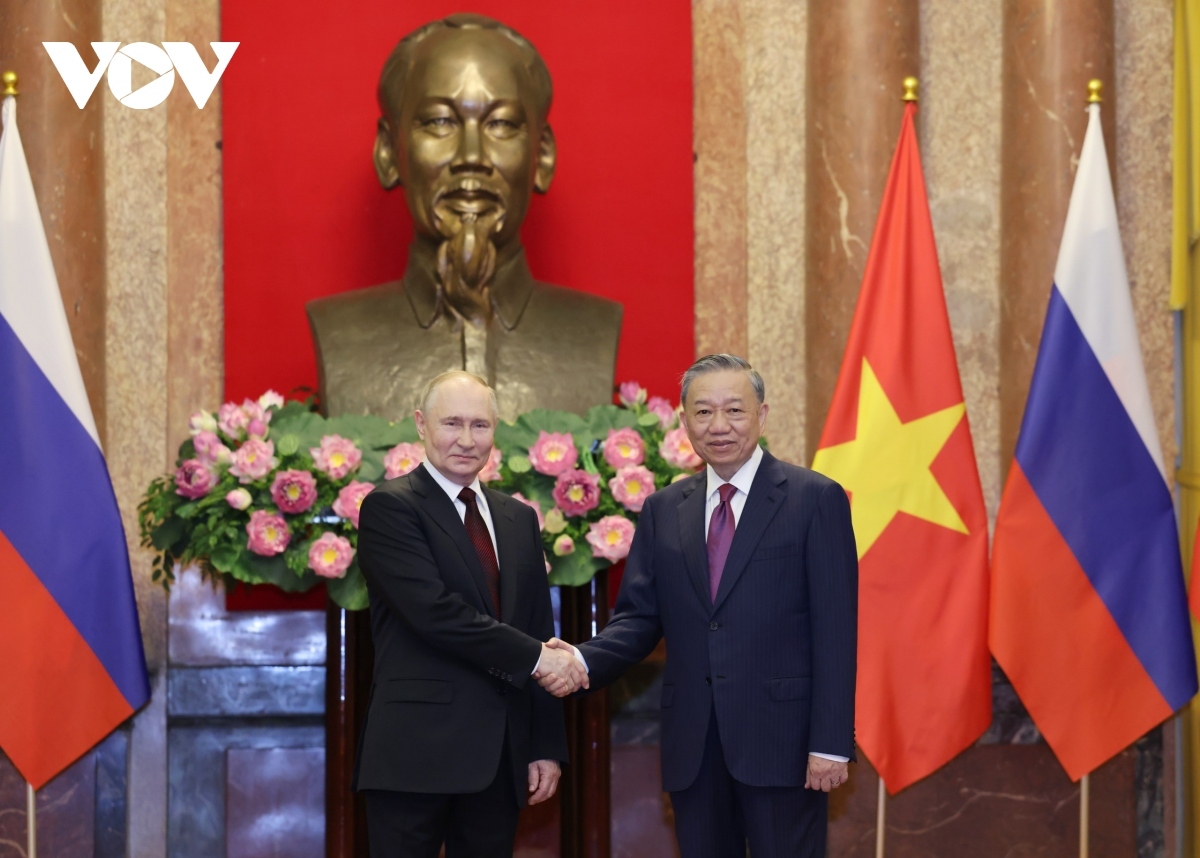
811, 102, 991, 793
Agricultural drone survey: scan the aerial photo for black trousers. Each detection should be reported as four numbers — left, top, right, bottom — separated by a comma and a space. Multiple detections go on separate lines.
670, 710, 828, 858
363, 743, 519, 858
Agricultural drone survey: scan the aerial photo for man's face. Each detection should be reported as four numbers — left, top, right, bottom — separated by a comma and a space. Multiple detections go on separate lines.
415, 377, 497, 486
394, 31, 543, 252
682, 370, 769, 481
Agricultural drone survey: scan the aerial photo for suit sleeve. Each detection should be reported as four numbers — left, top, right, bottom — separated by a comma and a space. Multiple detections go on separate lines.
357, 489, 543, 687
576, 496, 664, 688
526, 512, 569, 764
806, 479, 859, 759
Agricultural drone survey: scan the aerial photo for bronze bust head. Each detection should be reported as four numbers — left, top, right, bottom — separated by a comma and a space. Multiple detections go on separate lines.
307, 14, 622, 421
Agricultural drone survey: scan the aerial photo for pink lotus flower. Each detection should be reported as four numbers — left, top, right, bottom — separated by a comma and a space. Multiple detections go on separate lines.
479, 447, 503, 482
646, 396, 676, 428
586, 515, 636, 562
609, 465, 656, 513
528, 431, 579, 476
603, 427, 645, 469
226, 488, 252, 510
308, 532, 355, 579
553, 535, 575, 556
174, 459, 216, 499
218, 401, 249, 439
246, 509, 290, 556
189, 410, 218, 435
660, 427, 702, 471
247, 418, 269, 439
511, 492, 545, 530
258, 390, 285, 410
552, 469, 602, 517
310, 435, 362, 480
618, 381, 648, 408
193, 431, 231, 465
229, 438, 278, 484
270, 469, 318, 514
383, 442, 425, 479
333, 481, 375, 529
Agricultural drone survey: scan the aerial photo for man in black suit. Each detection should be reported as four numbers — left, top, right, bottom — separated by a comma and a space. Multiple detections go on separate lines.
356, 370, 586, 858
542, 354, 858, 857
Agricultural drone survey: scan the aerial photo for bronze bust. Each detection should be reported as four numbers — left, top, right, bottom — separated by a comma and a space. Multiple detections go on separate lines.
307, 14, 622, 421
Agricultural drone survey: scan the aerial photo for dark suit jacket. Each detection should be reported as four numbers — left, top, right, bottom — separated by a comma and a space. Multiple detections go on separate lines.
354, 464, 568, 802
578, 451, 857, 792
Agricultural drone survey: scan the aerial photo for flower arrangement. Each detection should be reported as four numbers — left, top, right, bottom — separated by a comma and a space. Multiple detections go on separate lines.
138, 384, 705, 610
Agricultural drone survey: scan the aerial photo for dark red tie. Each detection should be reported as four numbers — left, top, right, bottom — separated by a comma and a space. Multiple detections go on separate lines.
459, 487, 501, 617
707, 483, 738, 602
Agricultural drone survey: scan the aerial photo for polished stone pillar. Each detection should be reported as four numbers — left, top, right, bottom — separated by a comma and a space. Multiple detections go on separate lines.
999, 0, 1115, 467
0, 0, 107, 439
804, 0, 919, 455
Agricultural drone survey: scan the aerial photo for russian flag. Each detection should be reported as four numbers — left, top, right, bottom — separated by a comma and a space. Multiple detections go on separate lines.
0, 94, 148, 788
991, 97, 1198, 780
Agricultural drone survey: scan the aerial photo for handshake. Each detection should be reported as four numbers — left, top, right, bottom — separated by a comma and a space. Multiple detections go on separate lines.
534, 638, 588, 698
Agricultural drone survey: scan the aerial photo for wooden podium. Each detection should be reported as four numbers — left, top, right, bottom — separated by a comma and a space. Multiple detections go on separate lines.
325, 570, 612, 858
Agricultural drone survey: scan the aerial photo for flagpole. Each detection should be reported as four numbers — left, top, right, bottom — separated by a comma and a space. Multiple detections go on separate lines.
1079, 773, 1089, 858
27, 781, 36, 858
876, 777, 886, 858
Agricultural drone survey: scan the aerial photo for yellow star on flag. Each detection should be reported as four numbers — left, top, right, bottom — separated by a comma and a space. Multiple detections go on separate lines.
812, 358, 968, 559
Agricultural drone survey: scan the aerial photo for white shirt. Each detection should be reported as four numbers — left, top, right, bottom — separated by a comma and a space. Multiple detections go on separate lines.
421, 461, 498, 557
706, 445, 847, 764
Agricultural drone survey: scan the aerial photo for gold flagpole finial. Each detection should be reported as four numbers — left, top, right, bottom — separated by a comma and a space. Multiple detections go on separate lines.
1087, 79, 1102, 104
902, 77, 919, 102
2, 71, 18, 97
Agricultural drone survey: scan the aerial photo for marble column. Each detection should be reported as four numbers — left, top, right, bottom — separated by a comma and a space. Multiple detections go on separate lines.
804, 0, 919, 456
0, 0, 108, 440
998, 0, 1115, 468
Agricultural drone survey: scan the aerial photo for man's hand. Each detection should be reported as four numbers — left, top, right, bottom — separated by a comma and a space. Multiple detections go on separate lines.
804, 755, 849, 792
534, 641, 589, 697
527, 759, 561, 805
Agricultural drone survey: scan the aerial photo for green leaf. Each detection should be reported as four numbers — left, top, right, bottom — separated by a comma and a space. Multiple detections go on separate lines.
210, 543, 241, 573
547, 549, 607, 587
508, 455, 532, 474
637, 411, 661, 427
243, 553, 319, 592
326, 563, 369, 611
176, 502, 199, 520
150, 517, 186, 552
276, 433, 300, 456
177, 438, 197, 461
581, 404, 639, 445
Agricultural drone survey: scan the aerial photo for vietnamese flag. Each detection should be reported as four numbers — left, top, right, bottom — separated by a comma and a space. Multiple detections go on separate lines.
811, 101, 991, 793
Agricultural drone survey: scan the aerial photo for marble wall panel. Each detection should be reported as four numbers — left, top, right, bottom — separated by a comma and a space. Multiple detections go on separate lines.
225, 748, 324, 858
168, 667, 325, 718
920, 0, 1004, 518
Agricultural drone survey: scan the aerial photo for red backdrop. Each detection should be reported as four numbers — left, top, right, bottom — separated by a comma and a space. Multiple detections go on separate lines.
219, 3, 694, 608
220, 1, 694, 406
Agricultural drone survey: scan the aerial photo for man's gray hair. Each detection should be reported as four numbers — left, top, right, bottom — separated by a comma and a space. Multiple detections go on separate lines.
418, 371, 499, 420
680, 354, 765, 406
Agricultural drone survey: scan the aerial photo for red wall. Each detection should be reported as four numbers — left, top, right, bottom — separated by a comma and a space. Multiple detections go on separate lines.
220, 1, 695, 408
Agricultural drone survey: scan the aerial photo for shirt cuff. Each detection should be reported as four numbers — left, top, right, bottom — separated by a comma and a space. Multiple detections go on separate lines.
810, 752, 849, 763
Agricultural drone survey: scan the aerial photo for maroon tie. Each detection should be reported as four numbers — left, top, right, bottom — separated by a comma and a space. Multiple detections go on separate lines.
707, 483, 738, 602
459, 487, 501, 617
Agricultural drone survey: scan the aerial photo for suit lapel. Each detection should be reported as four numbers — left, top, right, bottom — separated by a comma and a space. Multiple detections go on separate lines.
677, 474, 714, 613
712, 452, 787, 612
484, 488, 522, 625
409, 465, 497, 618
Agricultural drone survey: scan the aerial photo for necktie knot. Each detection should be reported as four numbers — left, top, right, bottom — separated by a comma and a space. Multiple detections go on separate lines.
458, 486, 477, 505
717, 483, 737, 505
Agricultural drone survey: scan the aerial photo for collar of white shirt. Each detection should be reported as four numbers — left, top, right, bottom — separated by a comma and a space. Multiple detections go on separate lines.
421, 460, 487, 511
705, 443, 764, 502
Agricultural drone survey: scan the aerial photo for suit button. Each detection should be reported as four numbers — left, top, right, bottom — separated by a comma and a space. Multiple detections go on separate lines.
709, 621, 719, 631
705, 677, 712, 685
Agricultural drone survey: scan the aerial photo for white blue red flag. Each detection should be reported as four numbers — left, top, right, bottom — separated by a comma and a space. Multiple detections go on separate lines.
0, 94, 148, 788
991, 99, 1198, 779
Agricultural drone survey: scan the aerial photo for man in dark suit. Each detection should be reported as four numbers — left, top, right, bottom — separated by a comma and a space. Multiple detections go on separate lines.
543, 354, 858, 857
356, 370, 586, 858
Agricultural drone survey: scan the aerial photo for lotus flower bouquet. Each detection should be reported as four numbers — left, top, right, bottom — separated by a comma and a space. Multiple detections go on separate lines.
139, 382, 707, 609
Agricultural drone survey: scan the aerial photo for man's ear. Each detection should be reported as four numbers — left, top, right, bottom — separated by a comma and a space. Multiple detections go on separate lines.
534, 124, 556, 194
374, 118, 402, 190
414, 409, 426, 440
